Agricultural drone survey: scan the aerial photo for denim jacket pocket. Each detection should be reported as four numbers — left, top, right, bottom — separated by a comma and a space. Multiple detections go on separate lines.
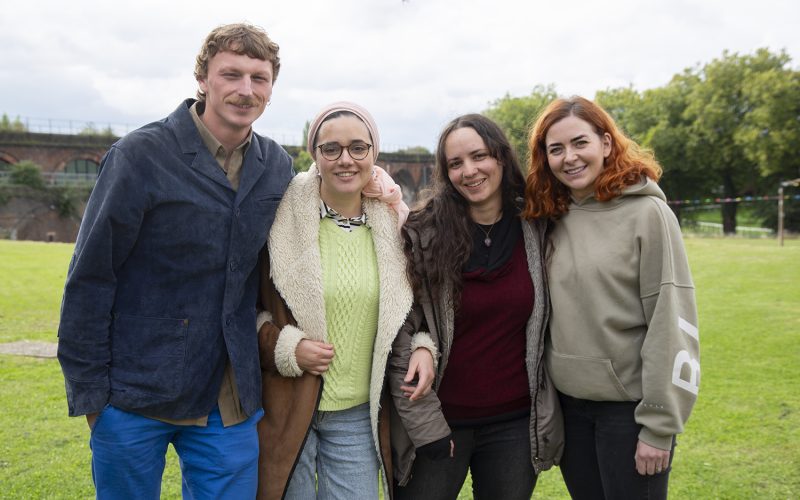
110, 314, 188, 399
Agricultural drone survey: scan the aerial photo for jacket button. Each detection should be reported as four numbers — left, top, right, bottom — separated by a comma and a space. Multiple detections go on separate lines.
226, 317, 232, 326
229, 261, 237, 272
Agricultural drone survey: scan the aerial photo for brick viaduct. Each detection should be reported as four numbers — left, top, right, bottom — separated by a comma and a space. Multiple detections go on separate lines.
0, 131, 434, 242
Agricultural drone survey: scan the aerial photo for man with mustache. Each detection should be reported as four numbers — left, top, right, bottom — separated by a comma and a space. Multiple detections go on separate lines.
57, 23, 294, 499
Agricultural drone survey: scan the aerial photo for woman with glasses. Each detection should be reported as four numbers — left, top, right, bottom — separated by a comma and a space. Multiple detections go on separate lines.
524, 96, 699, 499
389, 114, 563, 500
253, 102, 430, 500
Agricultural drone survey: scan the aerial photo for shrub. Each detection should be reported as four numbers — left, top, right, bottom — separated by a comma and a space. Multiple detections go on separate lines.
10, 161, 45, 190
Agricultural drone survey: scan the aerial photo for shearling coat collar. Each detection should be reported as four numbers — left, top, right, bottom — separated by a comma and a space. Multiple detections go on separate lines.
267, 163, 414, 476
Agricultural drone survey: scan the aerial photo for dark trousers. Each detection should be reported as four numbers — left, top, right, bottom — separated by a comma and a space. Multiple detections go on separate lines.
394, 415, 536, 500
559, 394, 674, 500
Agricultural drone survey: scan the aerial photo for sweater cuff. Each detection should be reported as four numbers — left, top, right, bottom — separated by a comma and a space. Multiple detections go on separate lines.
274, 324, 307, 377
638, 427, 674, 451
410, 332, 438, 370
256, 310, 273, 332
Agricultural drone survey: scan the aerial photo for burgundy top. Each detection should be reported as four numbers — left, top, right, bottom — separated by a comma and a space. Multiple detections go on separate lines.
438, 231, 534, 424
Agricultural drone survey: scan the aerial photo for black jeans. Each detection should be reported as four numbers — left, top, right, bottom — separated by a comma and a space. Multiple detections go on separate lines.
394, 415, 536, 500
559, 394, 674, 500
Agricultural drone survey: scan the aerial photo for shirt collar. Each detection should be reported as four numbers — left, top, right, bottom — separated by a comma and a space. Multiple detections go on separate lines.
319, 199, 367, 233
190, 101, 252, 156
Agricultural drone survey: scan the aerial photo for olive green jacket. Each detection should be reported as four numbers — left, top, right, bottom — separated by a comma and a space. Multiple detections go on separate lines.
388, 216, 564, 486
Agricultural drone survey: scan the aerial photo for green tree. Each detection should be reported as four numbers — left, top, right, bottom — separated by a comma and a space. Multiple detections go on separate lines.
294, 150, 313, 173
0, 113, 28, 132
484, 84, 558, 167
735, 60, 800, 230
395, 146, 431, 155
301, 120, 310, 148
682, 49, 792, 233
597, 73, 713, 223
10, 161, 45, 189
78, 122, 115, 137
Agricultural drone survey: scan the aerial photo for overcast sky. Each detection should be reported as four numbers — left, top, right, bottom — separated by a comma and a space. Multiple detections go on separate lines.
1, 0, 797, 151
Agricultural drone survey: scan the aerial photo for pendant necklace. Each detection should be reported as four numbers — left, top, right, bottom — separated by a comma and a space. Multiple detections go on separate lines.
475, 212, 502, 247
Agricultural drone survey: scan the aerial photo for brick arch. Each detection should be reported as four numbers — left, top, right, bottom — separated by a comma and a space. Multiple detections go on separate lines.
0, 151, 19, 166
56, 155, 103, 174
390, 168, 419, 205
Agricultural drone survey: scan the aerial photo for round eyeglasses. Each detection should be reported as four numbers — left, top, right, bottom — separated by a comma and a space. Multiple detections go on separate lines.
317, 142, 373, 161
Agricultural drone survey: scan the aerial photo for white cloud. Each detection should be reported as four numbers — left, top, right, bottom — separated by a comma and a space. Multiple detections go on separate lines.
1, 0, 798, 150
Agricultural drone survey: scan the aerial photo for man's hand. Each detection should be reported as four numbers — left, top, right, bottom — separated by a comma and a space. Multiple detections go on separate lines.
635, 440, 671, 475
401, 348, 435, 401
296, 339, 335, 376
86, 412, 99, 430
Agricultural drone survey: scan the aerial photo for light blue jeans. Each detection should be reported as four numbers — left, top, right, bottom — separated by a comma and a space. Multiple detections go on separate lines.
89, 404, 262, 500
285, 402, 380, 499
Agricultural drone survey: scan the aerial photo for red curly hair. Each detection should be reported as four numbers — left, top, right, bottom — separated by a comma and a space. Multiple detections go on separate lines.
523, 96, 662, 219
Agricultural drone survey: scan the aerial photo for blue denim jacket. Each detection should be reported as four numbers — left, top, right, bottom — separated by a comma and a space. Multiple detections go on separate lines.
57, 99, 294, 419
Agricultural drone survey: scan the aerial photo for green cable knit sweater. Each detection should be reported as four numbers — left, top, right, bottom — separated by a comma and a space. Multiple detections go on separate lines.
318, 218, 380, 411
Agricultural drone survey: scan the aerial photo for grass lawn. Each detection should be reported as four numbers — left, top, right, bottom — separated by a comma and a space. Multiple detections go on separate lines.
1, 238, 798, 498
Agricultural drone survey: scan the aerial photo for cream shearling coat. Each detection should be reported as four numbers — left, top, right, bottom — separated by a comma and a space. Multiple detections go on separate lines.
257, 164, 428, 498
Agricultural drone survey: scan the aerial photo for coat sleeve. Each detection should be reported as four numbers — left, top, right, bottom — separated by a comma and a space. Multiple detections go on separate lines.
256, 250, 308, 378
57, 146, 146, 416
634, 200, 700, 450
387, 302, 451, 448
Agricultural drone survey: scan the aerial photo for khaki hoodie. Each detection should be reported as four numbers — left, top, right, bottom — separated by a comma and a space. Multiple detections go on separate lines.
546, 178, 700, 450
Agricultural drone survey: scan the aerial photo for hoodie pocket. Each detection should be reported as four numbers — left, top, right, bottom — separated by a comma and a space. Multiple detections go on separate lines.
548, 350, 635, 401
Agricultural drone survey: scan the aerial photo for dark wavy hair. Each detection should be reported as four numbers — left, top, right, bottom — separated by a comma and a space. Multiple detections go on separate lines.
404, 114, 526, 303
523, 96, 662, 219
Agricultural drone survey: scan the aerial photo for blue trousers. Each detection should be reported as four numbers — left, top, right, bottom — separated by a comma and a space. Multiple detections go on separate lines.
89, 404, 263, 500
285, 402, 380, 500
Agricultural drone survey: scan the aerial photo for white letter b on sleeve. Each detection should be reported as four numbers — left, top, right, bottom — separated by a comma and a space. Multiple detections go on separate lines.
672, 350, 700, 395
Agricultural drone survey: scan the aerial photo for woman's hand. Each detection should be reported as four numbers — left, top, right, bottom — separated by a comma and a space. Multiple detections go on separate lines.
401, 348, 435, 401
635, 440, 671, 475
295, 339, 335, 376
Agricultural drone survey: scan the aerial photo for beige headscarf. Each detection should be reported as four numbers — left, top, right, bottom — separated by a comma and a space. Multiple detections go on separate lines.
307, 102, 409, 227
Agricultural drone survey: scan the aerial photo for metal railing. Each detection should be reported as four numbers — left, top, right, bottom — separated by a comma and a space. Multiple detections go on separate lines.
0, 171, 97, 186
687, 221, 774, 238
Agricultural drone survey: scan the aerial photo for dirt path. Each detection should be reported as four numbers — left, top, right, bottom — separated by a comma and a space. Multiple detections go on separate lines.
0, 340, 58, 358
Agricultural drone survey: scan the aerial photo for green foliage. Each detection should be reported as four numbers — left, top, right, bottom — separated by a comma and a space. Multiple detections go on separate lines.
77, 122, 115, 137
750, 192, 800, 231
1, 238, 799, 498
293, 150, 314, 173
596, 74, 713, 219
0, 113, 27, 132
395, 146, 431, 155
293, 120, 315, 173
680, 49, 795, 233
736, 58, 800, 179
301, 120, 310, 148
9, 160, 45, 189
49, 186, 88, 218
484, 84, 559, 167
592, 49, 799, 233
